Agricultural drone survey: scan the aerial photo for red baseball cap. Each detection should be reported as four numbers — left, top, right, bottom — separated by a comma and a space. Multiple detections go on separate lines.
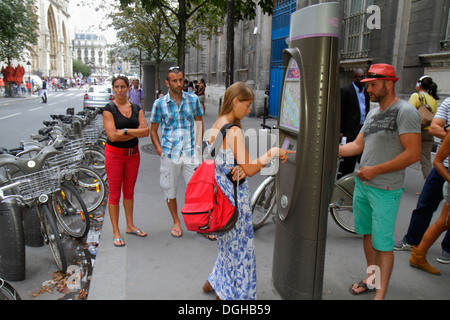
361, 64, 399, 83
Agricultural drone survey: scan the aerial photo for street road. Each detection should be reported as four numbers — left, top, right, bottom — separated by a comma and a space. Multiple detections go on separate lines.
0, 88, 87, 149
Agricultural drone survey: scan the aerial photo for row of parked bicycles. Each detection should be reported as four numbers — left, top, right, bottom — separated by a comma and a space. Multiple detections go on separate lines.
0, 106, 107, 300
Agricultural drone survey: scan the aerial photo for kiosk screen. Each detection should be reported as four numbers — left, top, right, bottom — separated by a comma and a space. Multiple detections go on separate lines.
279, 58, 301, 133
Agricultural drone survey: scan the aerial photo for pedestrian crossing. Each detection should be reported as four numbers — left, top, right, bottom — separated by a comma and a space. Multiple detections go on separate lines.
47, 90, 85, 98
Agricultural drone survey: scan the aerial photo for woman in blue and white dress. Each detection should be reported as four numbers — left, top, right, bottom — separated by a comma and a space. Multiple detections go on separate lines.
202, 82, 294, 300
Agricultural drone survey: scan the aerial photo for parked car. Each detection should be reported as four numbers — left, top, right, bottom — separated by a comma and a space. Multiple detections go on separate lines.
83, 85, 114, 108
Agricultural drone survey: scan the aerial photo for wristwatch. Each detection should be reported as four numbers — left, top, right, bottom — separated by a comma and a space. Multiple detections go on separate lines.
444, 124, 450, 132
123, 128, 128, 135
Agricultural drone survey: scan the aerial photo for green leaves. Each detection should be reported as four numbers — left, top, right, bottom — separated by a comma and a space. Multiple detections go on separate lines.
0, 0, 39, 64
117, 0, 273, 71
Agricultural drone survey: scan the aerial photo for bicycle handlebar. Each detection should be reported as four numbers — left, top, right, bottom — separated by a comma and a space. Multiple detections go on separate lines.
0, 179, 29, 202
261, 123, 276, 131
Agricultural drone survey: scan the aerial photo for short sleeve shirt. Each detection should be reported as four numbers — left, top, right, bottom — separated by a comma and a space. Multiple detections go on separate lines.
128, 87, 144, 107
103, 102, 141, 148
360, 99, 421, 190
433, 97, 450, 167
150, 91, 203, 160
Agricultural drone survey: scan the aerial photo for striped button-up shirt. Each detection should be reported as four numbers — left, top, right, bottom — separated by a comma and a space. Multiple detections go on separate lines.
150, 91, 203, 160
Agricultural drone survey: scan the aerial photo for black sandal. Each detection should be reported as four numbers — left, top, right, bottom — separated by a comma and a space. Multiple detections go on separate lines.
349, 280, 375, 295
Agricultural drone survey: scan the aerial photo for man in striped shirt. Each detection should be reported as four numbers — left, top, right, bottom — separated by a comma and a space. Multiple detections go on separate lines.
150, 67, 204, 238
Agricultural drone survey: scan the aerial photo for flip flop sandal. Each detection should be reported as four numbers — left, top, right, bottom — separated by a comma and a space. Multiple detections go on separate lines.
171, 227, 183, 238
126, 229, 147, 237
113, 238, 125, 247
349, 280, 375, 295
204, 234, 217, 241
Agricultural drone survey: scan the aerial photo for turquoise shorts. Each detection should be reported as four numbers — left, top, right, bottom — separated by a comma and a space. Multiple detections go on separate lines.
353, 178, 404, 252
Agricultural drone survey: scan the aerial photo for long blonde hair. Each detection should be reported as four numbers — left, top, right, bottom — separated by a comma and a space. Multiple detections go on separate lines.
219, 82, 254, 128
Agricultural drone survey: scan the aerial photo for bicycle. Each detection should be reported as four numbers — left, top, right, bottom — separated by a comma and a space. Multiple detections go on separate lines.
40, 109, 107, 180
251, 125, 356, 234
0, 139, 98, 236
251, 164, 356, 233
0, 168, 67, 273
0, 278, 21, 300
45, 138, 105, 217
15, 131, 107, 216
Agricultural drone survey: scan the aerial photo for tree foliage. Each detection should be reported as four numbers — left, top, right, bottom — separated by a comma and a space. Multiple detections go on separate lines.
119, 0, 273, 71
0, 0, 39, 65
106, 1, 177, 64
73, 60, 92, 78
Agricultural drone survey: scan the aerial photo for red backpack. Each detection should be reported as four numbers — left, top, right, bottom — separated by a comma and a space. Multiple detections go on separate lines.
181, 123, 239, 235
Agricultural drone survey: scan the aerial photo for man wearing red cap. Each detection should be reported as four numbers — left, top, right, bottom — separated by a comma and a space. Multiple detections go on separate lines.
339, 64, 421, 299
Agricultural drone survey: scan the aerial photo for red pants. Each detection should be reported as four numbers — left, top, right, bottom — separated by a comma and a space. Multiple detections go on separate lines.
105, 144, 140, 205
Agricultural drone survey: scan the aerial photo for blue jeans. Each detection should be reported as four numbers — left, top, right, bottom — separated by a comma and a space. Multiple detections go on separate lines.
403, 168, 450, 252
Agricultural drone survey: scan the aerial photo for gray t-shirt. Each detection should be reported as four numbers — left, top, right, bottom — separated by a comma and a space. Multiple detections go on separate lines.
360, 99, 421, 190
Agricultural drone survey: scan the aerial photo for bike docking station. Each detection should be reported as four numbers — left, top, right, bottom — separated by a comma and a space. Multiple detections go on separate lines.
272, 2, 341, 300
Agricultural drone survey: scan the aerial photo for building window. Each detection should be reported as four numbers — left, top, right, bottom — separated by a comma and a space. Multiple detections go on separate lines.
242, 22, 251, 69
210, 37, 218, 73
441, 8, 450, 50
341, 0, 374, 59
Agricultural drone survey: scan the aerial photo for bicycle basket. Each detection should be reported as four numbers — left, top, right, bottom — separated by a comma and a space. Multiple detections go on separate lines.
12, 167, 61, 201
46, 139, 84, 174
82, 126, 100, 144
92, 116, 104, 130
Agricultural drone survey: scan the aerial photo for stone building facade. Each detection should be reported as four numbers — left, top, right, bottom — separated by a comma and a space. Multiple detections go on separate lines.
186, 0, 450, 117
33, 0, 72, 78
184, 6, 272, 116
335, 0, 450, 99
0, 0, 73, 79
72, 31, 109, 76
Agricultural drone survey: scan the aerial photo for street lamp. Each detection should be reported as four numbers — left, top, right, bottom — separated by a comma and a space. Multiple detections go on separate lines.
26, 61, 31, 95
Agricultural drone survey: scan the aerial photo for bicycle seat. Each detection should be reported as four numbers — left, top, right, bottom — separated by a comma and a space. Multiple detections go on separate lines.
42, 120, 58, 127
38, 127, 53, 135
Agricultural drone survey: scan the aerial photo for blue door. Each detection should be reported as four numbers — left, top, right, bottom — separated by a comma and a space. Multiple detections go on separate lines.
269, 0, 297, 117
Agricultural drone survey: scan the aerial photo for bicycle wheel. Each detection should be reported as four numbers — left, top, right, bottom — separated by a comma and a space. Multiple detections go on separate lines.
52, 181, 89, 239
329, 185, 356, 234
0, 279, 21, 300
72, 166, 106, 213
39, 203, 67, 272
83, 147, 105, 171
251, 176, 276, 230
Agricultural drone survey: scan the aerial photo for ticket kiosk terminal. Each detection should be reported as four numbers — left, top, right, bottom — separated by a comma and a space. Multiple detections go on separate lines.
272, 2, 340, 300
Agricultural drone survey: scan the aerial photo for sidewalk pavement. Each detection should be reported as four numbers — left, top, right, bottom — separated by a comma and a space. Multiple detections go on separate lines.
0, 93, 38, 106
88, 102, 450, 301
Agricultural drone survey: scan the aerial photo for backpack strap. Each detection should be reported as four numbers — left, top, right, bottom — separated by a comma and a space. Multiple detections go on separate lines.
207, 123, 241, 210
207, 123, 239, 160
